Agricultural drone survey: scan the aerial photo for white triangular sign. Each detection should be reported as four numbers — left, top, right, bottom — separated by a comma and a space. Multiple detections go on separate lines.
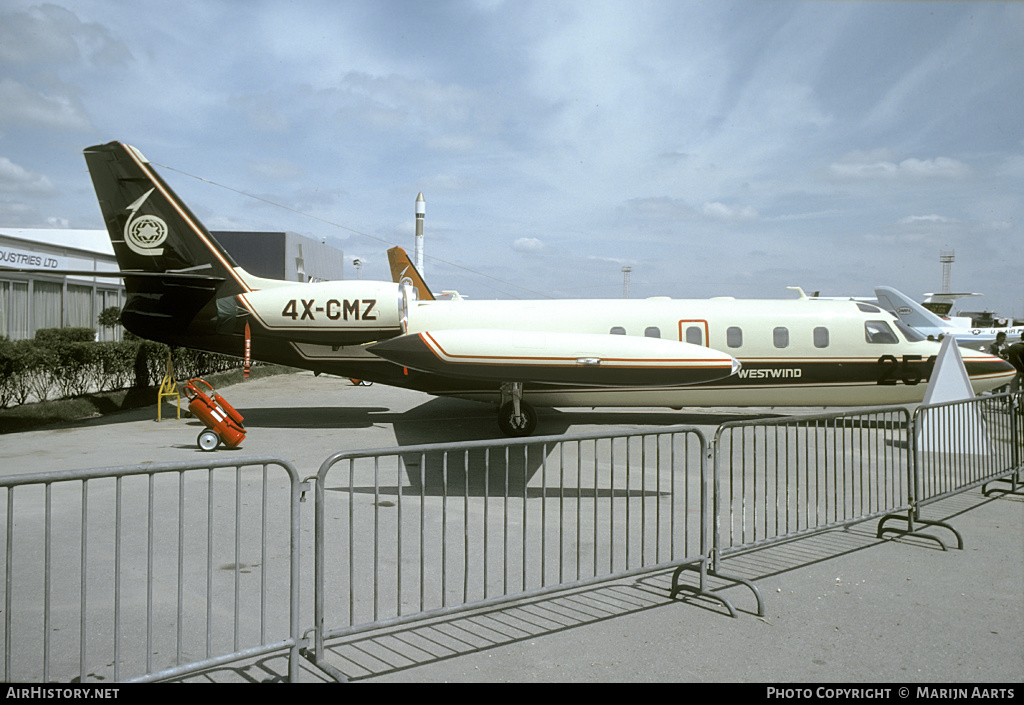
921, 335, 975, 405
916, 336, 992, 454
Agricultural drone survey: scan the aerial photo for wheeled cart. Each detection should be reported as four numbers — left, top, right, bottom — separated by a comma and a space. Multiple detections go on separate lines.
183, 378, 246, 450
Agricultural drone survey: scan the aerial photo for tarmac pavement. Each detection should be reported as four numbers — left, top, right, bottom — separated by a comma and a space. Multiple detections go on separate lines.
1, 371, 1021, 684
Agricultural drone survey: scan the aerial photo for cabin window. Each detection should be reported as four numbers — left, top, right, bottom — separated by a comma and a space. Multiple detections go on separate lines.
610, 326, 626, 335
865, 320, 899, 344
773, 327, 789, 349
685, 326, 703, 346
726, 326, 743, 348
813, 327, 829, 348
644, 326, 661, 338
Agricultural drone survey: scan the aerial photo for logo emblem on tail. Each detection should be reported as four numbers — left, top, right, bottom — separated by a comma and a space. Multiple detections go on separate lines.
123, 188, 169, 255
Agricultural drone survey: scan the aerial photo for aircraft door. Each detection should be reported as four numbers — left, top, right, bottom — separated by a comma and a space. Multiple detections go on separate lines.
679, 320, 709, 347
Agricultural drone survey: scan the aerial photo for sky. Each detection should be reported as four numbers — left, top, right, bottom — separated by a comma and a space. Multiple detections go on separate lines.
1, 0, 1023, 317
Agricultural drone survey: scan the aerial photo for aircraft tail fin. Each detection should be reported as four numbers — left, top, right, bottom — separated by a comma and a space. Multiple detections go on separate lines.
387, 246, 435, 301
874, 286, 948, 329
83, 141, 251, 297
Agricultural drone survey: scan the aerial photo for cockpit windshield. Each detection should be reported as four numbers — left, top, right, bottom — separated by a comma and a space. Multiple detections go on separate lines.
864, 320, 899, 344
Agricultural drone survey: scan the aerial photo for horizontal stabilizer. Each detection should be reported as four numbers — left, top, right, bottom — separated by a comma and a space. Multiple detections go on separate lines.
1, 268, 225, 282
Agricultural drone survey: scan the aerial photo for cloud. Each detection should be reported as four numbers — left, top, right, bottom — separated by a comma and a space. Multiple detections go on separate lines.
862, 231, 931, 247
898, 157, 972, 178
586, 255, 637, 267
0, 157, 57, 195
702, 202, 758, 222
0, 79, 92, 131
512, 237, 545, 253
828, 153, 971, 180
0, 2, 1020, 315
0, 4, 130, 67
898, 214, 955, 226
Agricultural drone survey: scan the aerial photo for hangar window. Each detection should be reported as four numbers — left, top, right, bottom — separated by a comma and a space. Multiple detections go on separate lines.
773, 327, 790, 349
644, 326, 661, 338
32, 281, 62, 331
0, 281, 29, 340
67, 284, 94, 329
685, 326, 703, 346
813, 327, 829, 349
726, 326, 743, 348
865, 320, 899, 344
610, 326, 626, 335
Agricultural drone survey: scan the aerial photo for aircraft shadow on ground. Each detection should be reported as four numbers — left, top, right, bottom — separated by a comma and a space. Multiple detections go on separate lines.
230, 406, 392, 429
247, 397, 783, 497
237, 396, 782, 440
325, 436, 674, 498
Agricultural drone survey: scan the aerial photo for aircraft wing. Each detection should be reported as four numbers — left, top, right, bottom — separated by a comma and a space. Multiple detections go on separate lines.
367, 328, 740, 387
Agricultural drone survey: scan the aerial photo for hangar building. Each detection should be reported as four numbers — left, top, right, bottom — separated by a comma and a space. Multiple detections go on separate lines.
0, 228, 345, 342
0, 229, 124, 342
210, 231, 346, 283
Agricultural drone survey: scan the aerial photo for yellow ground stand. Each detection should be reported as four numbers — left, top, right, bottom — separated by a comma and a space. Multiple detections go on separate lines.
157, 350, 180, 421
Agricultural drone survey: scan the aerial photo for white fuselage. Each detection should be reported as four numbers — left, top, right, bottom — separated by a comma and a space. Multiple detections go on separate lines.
330, 295, 1011, 408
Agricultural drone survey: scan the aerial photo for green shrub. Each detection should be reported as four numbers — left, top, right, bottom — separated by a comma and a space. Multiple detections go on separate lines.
97, 306, 121, 331
35, 327, 96, 344
96, 341, 138, 391
0, 337, 17, 408
0, 333, 244, 407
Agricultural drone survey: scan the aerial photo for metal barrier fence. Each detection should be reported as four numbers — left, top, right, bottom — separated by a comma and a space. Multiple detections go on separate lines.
2, 394, 1021, 682
878, 391, 1023, 548
307, 426, 706, 680
712, 407, 913, 561
914, 391, 1021, 502
0, 457, 304, 683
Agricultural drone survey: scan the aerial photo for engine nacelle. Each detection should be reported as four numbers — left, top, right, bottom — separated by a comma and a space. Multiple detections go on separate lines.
236, 280, 407, 345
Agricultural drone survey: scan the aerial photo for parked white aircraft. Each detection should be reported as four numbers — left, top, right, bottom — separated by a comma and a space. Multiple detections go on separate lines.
874, 287, 1023, 351
76, 142, 1016, 435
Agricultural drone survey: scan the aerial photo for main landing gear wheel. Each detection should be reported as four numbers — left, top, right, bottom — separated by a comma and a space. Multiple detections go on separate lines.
497, 400, 537, 437
197, 429, 221, 451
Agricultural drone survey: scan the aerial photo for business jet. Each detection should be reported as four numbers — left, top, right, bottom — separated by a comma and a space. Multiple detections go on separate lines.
75, 141, 1015, 435
874, 287, 1022, 351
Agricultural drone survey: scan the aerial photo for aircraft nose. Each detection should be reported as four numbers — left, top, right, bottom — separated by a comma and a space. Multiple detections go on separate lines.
964, 353, 1016, 384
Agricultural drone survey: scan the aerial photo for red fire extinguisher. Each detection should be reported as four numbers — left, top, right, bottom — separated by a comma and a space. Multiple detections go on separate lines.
183, 378, 246, 451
